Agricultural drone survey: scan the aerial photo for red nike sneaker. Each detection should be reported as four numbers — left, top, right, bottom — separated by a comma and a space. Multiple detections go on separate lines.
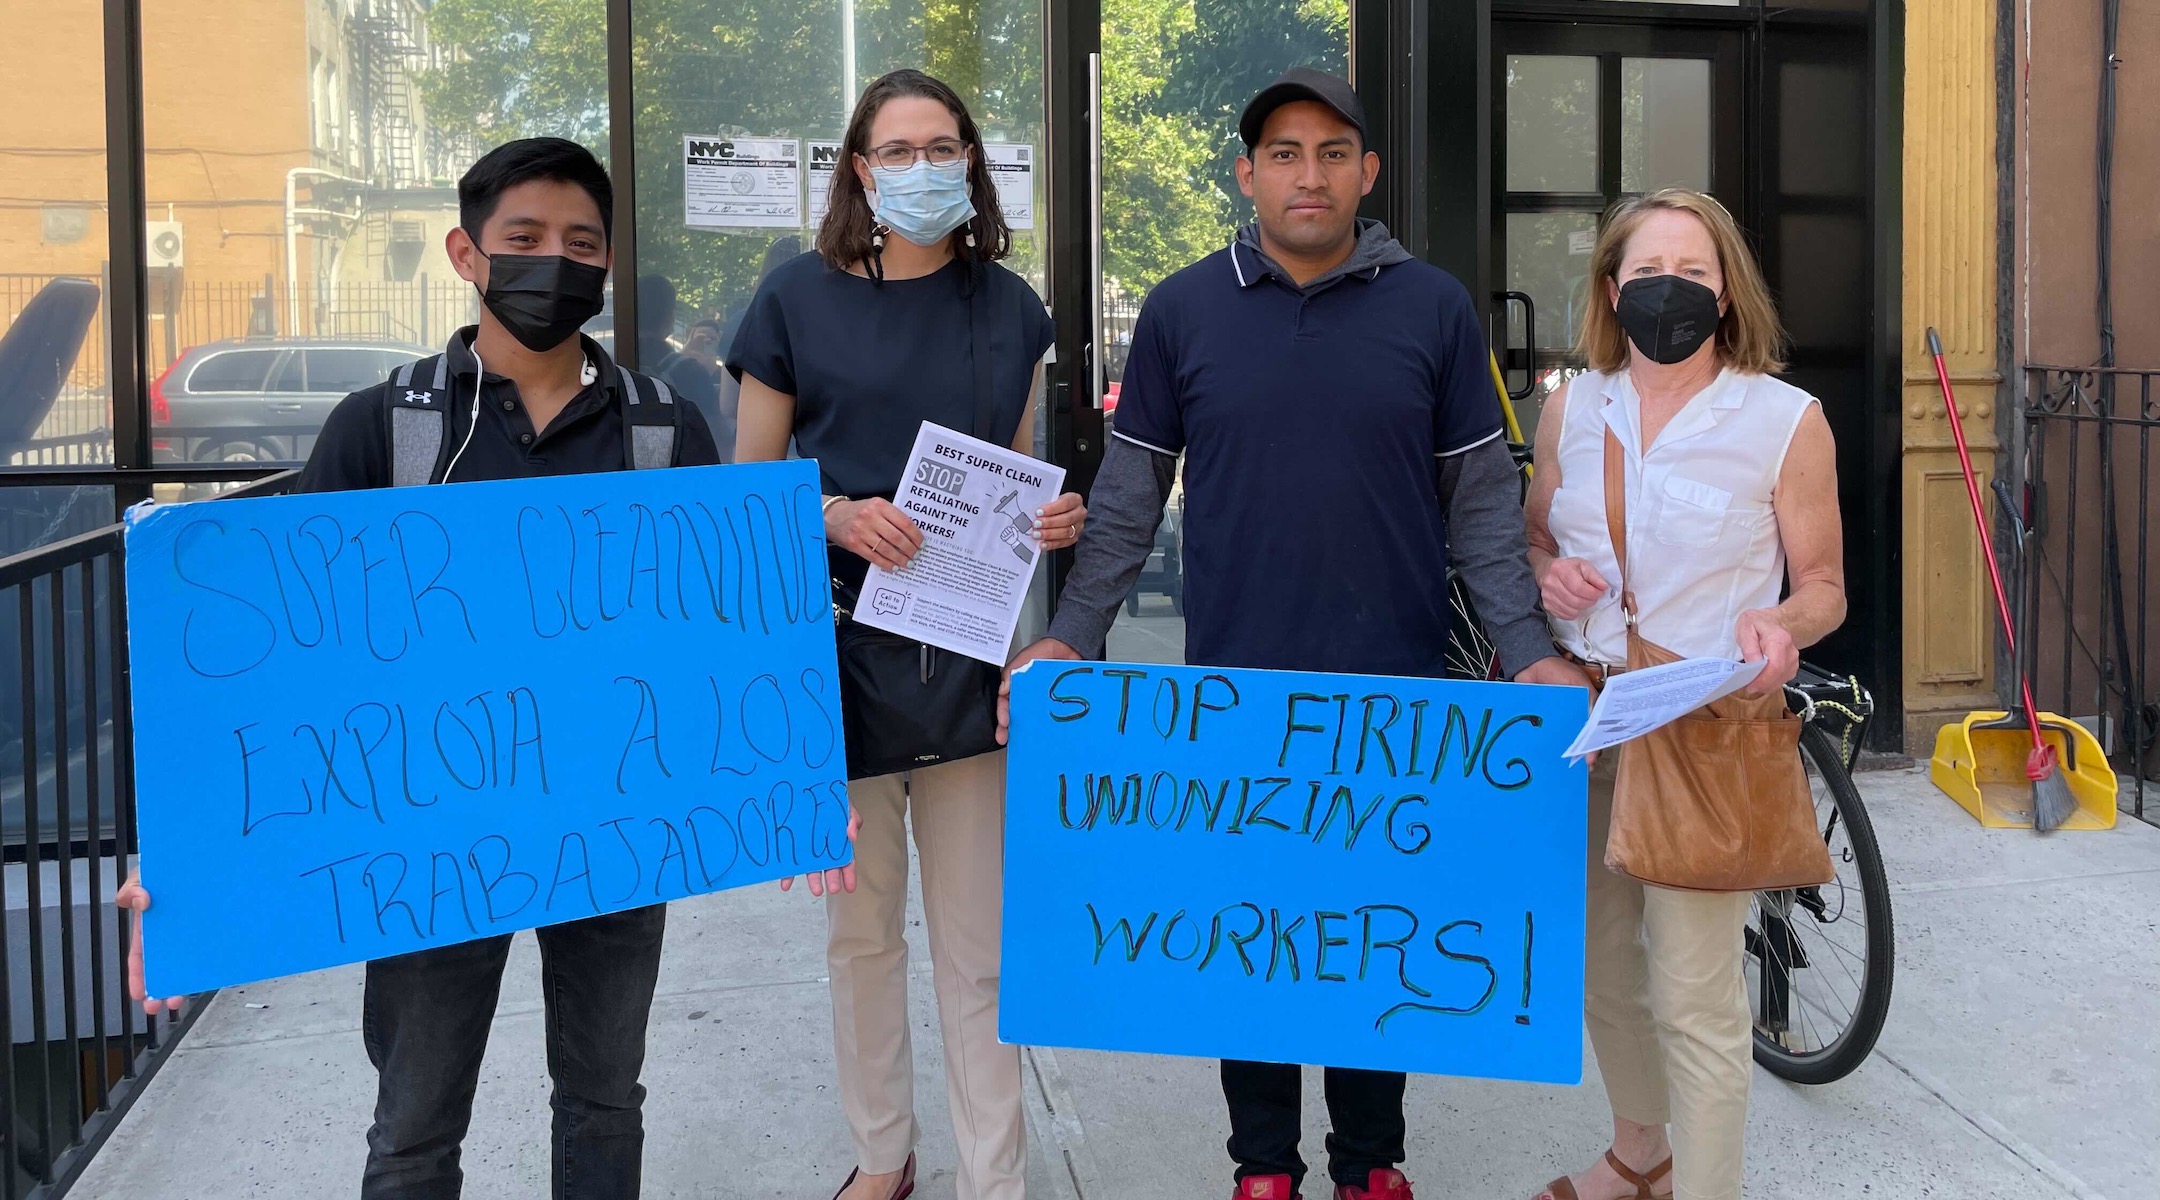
1334, 1168, 1414, 1200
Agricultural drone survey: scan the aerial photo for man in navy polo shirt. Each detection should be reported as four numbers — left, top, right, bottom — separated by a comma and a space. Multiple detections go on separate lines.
1003, 68, 1590, 1200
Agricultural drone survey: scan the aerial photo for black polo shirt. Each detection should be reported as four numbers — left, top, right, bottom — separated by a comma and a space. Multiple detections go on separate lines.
1110, 240, 1501, 677
296, 327, 723, 494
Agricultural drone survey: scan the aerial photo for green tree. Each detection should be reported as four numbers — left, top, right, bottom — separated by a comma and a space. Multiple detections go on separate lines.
415, 0, 1346, 318
1157, 0, 1347, 229
1100, 0, 1228, 292
420, 0, 610, 153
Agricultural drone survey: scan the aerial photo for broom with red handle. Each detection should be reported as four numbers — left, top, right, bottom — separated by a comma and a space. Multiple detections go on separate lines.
1928, 327, 2078, 831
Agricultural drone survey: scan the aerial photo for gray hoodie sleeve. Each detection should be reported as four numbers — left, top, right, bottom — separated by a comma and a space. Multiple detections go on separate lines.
1043, 435, 1176, 659
1440, 436, 1560, 678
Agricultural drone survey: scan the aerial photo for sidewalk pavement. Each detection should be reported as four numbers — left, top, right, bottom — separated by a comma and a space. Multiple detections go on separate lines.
73, 767, 2159, 1199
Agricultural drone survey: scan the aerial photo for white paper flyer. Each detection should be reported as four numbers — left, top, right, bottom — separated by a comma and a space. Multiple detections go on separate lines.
1563, 656, 1770, 761
856, 422, 1066, 665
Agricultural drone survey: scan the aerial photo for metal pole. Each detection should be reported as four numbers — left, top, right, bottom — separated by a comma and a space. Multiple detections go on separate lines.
605, 0, 639, 367
843, 0, 858, 112
285, 170, 300, 335
1088, 51, 1103, 411
104, 0, 151, 484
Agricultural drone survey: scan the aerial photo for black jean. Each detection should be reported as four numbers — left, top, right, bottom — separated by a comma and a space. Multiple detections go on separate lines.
359, 904, 668, 1200
1222, 1060, 1407, 1194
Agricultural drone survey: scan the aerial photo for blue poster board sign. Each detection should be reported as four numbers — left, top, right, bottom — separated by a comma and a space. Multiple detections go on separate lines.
1001, 661, 1588, 1084
124, 460, 850, 996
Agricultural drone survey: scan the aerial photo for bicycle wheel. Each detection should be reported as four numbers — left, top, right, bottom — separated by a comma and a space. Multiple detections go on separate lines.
1747, 723, 1895, 1084
1443, 572, 1502, 680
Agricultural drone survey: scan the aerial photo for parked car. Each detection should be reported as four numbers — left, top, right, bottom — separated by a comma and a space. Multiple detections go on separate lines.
151, 338, 430, 466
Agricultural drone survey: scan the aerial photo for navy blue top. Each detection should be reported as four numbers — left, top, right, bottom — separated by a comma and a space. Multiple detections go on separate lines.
726, 252, 1053, 501
1109, 241, 1501, 677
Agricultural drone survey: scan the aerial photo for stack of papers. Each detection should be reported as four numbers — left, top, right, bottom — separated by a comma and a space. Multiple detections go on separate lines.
1563, 656, 1769, 762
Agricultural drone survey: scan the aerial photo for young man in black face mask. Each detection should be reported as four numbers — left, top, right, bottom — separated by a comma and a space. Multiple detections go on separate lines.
298, 138, 722, 493
119, 137, 723, 1198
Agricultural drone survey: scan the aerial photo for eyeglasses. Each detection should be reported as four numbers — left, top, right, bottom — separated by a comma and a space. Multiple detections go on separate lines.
867, 139, 967, 170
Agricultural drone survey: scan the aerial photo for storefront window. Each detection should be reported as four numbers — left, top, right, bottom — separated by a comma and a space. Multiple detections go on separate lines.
627, 0, 1050, 470
0, 0, 113, 511
134, 0, 607, 471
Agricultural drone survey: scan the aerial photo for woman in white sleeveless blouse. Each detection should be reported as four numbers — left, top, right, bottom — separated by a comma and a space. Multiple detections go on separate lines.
1522, 190, 1846, 1200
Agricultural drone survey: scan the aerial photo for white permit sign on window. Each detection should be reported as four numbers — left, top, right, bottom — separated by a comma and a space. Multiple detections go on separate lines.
806, 140, 842, 230
684, 135, 802, 229
985, 143, 1036, 231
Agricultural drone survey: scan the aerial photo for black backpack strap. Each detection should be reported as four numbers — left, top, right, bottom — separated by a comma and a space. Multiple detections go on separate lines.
386, 353, 452, 487
617, 364, 682, 469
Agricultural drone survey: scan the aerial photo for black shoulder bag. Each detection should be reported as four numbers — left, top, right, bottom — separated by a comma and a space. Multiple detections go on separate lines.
830, 266, 1007, 780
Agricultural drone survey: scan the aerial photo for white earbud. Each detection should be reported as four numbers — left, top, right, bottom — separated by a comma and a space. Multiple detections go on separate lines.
441, 344, 485, 484
439, 350, 596, 484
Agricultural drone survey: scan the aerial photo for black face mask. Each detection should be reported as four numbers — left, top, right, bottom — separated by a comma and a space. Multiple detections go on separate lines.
1615, 274, 1722, 365
475, 250, 608, 352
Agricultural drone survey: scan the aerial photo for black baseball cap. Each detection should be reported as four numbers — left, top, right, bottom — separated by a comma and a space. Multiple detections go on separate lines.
1238, 67, 1367, 150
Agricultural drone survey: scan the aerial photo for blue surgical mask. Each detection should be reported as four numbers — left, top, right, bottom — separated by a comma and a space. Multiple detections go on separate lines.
868, 159, 976, 247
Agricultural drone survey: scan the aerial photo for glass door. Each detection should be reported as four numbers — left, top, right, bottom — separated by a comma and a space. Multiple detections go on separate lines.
626, 0, 1051, 457
1088, 0, 1352, 666
1491, 22, 1742, 434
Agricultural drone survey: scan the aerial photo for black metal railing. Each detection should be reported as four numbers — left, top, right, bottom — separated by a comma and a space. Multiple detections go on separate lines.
0, 471, 290, 1195
2019, 365, 2160, 825
0, 523, 195, 1198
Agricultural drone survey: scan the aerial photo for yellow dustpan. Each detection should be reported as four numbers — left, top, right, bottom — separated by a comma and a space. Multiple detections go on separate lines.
1930, 712, 2118, 830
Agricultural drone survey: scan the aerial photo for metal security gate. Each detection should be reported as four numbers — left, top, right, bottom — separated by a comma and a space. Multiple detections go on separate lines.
2017, 364, 2160, 825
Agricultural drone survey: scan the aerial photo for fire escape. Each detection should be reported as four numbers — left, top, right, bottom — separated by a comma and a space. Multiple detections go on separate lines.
349, 0, 424, 190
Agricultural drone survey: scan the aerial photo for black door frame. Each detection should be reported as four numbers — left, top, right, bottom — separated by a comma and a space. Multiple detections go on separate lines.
1477, 0, 1904, 747
1489, 20, 1747, 382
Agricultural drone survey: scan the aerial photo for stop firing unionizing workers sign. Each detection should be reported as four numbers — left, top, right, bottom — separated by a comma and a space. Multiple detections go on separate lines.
1000, 661, 1589, 1083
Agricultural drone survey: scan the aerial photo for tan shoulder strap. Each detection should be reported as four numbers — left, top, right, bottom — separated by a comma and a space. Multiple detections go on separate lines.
1602, 426, 1638, 623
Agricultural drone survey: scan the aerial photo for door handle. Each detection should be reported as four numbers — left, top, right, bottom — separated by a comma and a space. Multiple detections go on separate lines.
1088, 50, 1106, 411
270, 402, 306, 413
1496, 290, 1536, 401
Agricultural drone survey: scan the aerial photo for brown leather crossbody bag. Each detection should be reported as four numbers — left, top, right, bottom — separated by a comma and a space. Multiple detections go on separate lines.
1599, 428, 1833, 892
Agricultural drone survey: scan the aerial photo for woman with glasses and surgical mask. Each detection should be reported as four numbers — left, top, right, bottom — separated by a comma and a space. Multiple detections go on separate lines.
730, 69, 1084, 1200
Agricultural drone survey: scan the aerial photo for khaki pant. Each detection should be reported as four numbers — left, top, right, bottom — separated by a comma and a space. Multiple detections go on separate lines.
1584, 759, 1754, 1200
826, 751, 1023, 1200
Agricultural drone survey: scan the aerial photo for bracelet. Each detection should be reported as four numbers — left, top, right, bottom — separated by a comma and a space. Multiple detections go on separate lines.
821, 495, 846, 513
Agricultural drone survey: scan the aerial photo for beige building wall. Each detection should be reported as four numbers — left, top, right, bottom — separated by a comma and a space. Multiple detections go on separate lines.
3, 0, 475, 384
0, 3, 112, 279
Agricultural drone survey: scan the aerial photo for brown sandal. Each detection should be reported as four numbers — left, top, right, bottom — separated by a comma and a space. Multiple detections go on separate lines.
1538, 1151, 1673, 1200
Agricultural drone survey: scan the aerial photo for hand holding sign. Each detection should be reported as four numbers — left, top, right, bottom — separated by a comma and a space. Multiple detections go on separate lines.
114, 874, 185, 1016
779, 805, 864, 897
998, 636, 1083, 745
